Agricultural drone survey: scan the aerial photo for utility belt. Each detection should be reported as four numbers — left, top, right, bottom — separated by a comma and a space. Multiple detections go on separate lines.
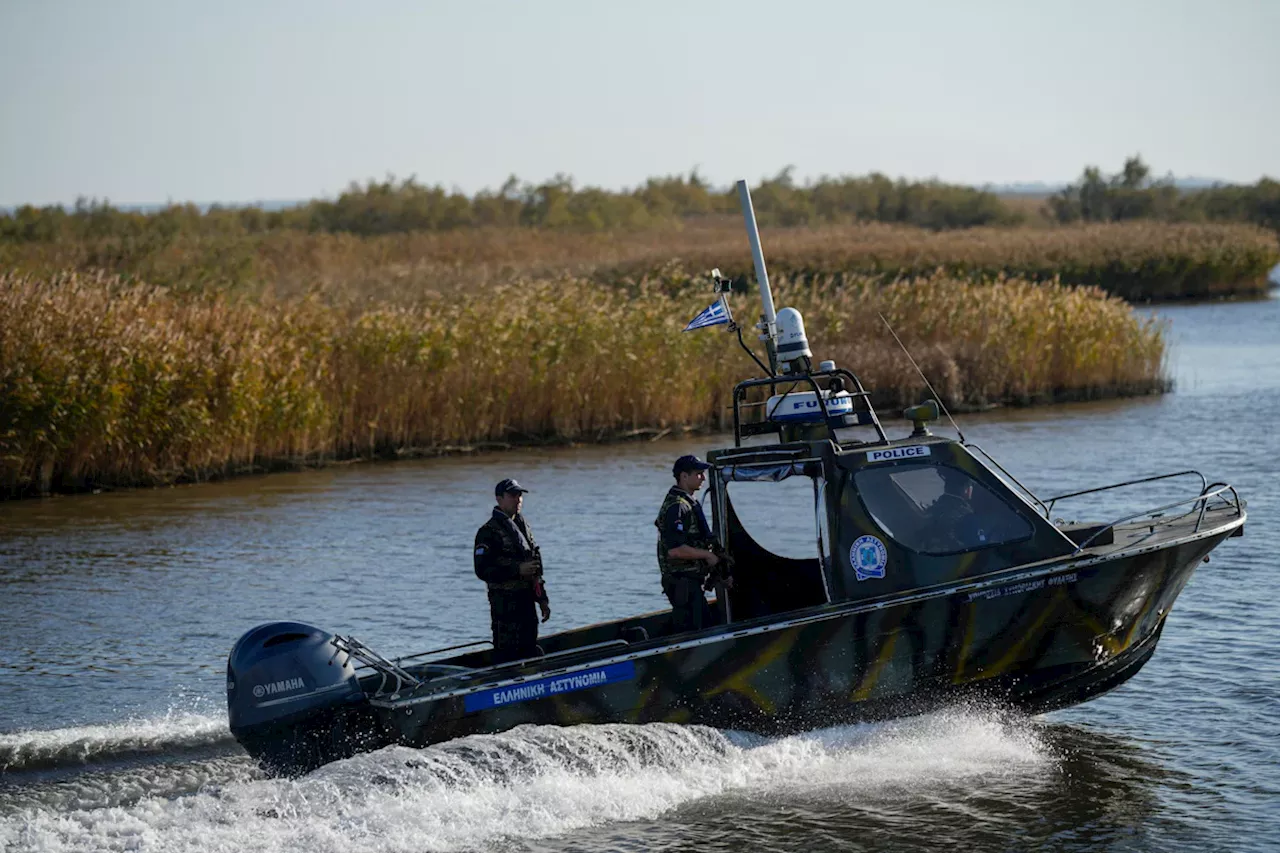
663, 566, 706, 580
487, 579, 533, 592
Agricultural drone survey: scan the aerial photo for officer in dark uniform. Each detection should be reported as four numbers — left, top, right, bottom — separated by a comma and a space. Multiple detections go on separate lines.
655, 454, 722, 633
474, 478, 550, 664
929, 469, 982, 551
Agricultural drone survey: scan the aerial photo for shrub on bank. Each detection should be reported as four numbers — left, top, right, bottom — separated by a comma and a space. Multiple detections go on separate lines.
1048, 156, 1280, 231
0, 270, 1166, 497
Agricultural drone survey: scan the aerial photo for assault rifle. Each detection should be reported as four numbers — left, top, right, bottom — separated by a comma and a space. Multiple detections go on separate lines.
703, 541, 735, 592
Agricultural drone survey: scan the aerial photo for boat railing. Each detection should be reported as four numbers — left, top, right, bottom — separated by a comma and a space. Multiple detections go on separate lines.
732, 368, 888, 447
1042, 470, 1208, 517
485, 639, 632, 677
1067, 481, 1243, 554
965, 443, 1052, 518
330, 634, 422, 697
392, 639, 492, 666
362, 638, 636, 701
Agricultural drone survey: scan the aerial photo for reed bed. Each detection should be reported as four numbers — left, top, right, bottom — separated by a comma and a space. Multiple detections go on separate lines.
3, 220, 1271, 303
581, 220, 1279, 302
0, 270, 1166, 497
743, 221, 1279, 301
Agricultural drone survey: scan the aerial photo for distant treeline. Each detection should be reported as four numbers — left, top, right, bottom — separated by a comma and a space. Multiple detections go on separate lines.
1048, 156, 1280, 229
4, 159, 1276, 244
0, 168, 1020, 239
4, 160, 1278, 246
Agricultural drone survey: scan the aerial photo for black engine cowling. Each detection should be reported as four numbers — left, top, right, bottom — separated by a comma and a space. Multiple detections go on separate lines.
227, 621, 384, 775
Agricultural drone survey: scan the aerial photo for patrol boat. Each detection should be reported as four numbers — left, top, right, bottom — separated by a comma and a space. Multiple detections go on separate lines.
226, 181, 1247, 776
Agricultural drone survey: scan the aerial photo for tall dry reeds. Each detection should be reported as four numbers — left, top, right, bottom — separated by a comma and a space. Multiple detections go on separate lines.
1, 270, 1166, 497
3, 220, 1272, 303
590, 221, 1280, 302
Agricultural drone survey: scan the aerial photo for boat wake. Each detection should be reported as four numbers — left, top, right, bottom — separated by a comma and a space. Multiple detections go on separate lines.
0, 710, 234, 774
1, 707, 1054, 853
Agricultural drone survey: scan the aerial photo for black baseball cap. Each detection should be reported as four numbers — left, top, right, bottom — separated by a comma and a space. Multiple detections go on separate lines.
495, 478, 529, 496
672, 455, 712, 476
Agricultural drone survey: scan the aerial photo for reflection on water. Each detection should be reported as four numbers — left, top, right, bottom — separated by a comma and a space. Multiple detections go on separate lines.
2, 295, 1279, 852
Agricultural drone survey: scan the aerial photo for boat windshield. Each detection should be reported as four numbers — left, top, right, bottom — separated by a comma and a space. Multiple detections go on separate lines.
855, 463, 1033, 555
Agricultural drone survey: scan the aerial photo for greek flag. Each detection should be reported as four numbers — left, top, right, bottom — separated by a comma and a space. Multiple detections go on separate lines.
683, 300, 729, 332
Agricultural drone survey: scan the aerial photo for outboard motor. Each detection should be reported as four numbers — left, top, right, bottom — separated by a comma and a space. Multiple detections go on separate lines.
227, 621, 384, 776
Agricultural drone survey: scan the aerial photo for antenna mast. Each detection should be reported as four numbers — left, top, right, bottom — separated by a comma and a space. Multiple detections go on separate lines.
877, 312, 966, 443
735, 180, 779, 375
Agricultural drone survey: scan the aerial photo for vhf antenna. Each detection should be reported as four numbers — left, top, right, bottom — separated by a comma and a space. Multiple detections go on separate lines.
877, 312, 966, 443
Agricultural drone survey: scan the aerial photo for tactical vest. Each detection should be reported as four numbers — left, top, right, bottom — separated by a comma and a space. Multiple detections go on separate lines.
480, 512, 537, 591
655, 489, 709, 577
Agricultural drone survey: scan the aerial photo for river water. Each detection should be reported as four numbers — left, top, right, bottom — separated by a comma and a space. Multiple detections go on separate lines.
1, 293, 1278, 852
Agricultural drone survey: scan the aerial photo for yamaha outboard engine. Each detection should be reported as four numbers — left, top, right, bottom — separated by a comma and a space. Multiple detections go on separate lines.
227, 621, 385, 776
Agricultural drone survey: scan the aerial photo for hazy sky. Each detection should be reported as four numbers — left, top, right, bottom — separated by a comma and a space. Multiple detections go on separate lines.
1, 0, 1277, 206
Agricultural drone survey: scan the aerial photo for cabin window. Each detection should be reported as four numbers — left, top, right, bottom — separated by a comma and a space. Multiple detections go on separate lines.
854, 464, 1033, 555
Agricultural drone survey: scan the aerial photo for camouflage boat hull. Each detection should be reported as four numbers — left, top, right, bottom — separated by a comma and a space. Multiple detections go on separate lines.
370, 514, 1237, 749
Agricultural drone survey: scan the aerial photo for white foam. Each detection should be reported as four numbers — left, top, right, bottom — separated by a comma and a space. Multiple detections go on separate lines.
0, 711, 231, 771
1, 710, 1052, 853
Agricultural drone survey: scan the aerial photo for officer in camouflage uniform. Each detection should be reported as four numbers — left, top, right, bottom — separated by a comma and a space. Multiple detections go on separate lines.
474, 478, 550, 664
655, 455, 721, 633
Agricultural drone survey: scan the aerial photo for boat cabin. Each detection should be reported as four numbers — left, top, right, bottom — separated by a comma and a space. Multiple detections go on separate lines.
704, 364, 1080, 624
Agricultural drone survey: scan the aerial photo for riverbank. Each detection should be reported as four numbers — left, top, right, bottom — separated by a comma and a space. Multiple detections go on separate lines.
0, 270, 1167, 498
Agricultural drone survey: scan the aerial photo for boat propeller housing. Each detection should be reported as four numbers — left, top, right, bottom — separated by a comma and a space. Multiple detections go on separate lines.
227, 621, 374, 774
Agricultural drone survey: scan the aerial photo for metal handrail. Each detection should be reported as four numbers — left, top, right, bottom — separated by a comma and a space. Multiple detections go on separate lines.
964, 443, 1052, 518
1198, 483, 1241, 532
713, 447, 810, 463
731, 368, 887, 447
1043, 470, 1207, 516
498, 639, 630, 671
392, 639, 492, 666
1070, 482, 1242, 554
383, 638, 637, 698
331, 635, 422, 697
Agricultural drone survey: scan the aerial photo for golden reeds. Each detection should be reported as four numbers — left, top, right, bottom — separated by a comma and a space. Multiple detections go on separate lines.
4, 219, 1271, 303
0, 270, 1166, 496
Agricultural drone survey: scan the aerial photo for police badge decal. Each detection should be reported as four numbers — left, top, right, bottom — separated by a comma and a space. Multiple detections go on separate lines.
850, 535, 888, 581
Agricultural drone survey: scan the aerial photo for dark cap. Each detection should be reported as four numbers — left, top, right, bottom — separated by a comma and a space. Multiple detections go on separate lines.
672, 454, 712, 476
495, 478, 529, 496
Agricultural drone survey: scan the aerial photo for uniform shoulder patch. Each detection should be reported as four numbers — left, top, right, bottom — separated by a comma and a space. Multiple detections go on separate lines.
475, 546, 486, 556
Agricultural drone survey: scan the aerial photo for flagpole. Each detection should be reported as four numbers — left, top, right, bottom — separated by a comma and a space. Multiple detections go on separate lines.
717, 293, 734, 330
735, 180, 778, 375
